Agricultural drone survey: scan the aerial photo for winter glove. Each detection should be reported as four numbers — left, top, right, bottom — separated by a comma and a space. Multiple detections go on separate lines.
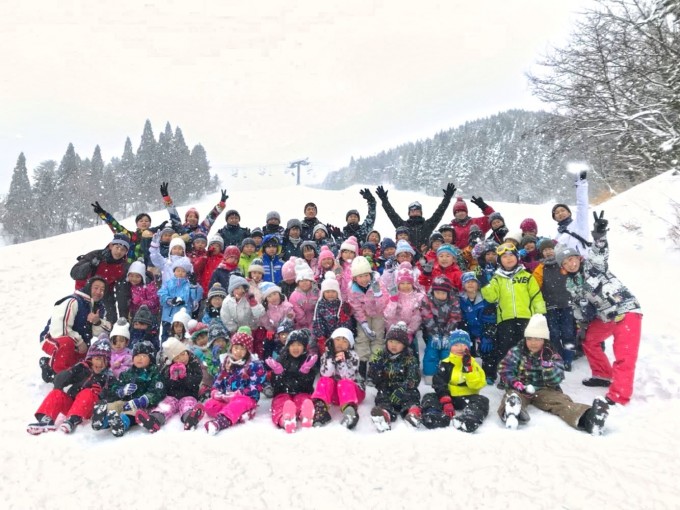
359, 188, 376, 204
442, 183, 456, 200
117, 383, 138, 398
370, 278, 382, 297
462, 354, 473, 373
389, 294, 399, 303
169, 362, 187, 380
518, 249, 527, 258
91, 201, 106, 215
123, 396, 149, 413
439, 396, 455, 418
480, 337, 493, 354
360, 322, 376, 339
188, 272, 197, 285
168, 297, 185, 307
578, 170, 587, 181
265, 358, 284, 375
210, 389, 230, 402
160, 182, 169, 198
593, 210, 608, 234
375, 185, 388, 201
211, 345, 223, 358
90, 256, 101, 267
220, 189, 228, 202
389, 387, 408, 406
421, 260, 433, 275
299, 354, 318, 374
247, 293, 258, 307
326, 224, 342, 238
157, 220, 168, 231
470, 195, 488, 210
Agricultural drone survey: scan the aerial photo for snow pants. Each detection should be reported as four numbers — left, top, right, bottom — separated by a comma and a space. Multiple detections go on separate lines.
312, 377, 365, 408
490, 318, 529, 379
355, 316, 385, 362
374, 388, 420, 421
152, 396, 199, 421
36, 388, 99, 421
583, 312, 642, 405
421, 392, 489, 430
497, 388, 590, 428
547, 307, 576, 365
203, 395, 257, 425
43, 336, 86, 374
270, 393, 312, 426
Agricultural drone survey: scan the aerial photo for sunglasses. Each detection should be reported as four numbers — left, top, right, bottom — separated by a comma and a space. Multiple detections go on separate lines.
496, 243, 517, 256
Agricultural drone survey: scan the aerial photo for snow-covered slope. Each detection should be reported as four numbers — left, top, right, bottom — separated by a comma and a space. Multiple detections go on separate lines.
2, 174, 679, 509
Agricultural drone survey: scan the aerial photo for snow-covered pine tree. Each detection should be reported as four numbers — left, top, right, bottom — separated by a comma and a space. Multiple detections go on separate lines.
2, 153, 34, 243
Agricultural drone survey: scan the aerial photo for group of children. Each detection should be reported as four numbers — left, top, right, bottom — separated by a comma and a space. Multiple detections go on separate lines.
31, 173, 643, 437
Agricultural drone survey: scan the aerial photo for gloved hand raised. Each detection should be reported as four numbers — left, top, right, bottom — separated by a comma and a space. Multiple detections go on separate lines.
593, 211, 608, 234
462, 354, 473, 373
117, 383, 137, 398
160, 182, 169, 198
265, 358, 284, 375
375, 185, 388, 201
442, 183, 456, 200
220, 189, 228, 202
470, 196, 488, 210
91, 201, 106, 215
480, 337, 493, 354
359, 188, 375, 204
299, 354, 318, 374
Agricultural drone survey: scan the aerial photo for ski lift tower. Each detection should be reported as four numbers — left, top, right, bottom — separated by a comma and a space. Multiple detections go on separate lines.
289, 158, 310, 186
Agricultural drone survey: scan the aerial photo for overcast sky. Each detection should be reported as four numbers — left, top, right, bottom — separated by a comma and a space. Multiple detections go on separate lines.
0, 0, 591, 193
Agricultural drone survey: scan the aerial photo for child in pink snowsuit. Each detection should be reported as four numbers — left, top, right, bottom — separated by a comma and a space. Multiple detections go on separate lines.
289, 259, 319, 330
265, 329, 318, 433
335, 236, 359, 300
109, 319, 133, 378
126, 260, 160, 319
383, 262, 427, 345
311, 327, 365, 430
203, 327, 267, 435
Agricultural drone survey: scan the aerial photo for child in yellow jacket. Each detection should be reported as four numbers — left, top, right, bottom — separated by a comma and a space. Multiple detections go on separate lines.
420, 330, 489, 432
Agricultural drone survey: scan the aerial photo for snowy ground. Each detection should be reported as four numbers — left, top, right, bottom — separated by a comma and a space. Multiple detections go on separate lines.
2, 173, 680, 509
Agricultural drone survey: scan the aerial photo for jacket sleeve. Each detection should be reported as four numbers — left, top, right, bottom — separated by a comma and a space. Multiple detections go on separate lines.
498, 347, 522, 387
480, 276, 499, 303
157, 281, 171, 307
318, 352, 336, 377
116, 281, 131, 320
424, 194, 453, 234
379, 196, 404, 229
164, 195, 184, 232
149, 232, 166, 270
532, 264, 544, 289
528, 275, 547, 315
336, 350, 359, 379
404, 355, 422, 390
358, 200, 377, 240
140, 370, 166, 407
463, 358, 486, 391
70, 250, 102, 281
574, 178, 590, 244
199, 200, 225, 235
432, 362, 452, 399
53, 364, 79, 390
50, 297, 86, 346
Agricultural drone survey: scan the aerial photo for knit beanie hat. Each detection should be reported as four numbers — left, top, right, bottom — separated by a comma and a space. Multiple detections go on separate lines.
453, 197, 468, 214
300, 240, 318, 255
286, 328, 311, 348
224, 245, 241, 260
524, 314, 550, 340
208, 320, 229, 346
228, 274, 249, 295
449, 329, 472, 349
504, 231, 523, 247
438, 223, 454, 233
184, 207, 199, 222
396, 262, 414, 285
538, 239, 556, 254
277, 318, 295, 336
110, 233, 131, 251
260, 281, 283, 300
468, 225, 483, 245
351, 256, 372, 277
127, 260, 147, 284
193, 232, 208, 244
380, 238, 396, 251
331, 327, 355, 348
551, 203, 571, 220
241, 237, 257, 250
488, 212, 505, 225
208, 235, 225, 250
248, 258, 265, 275
295, 258, 315, 282
132, 340, 156, 358
230, 329, 254, 353
110, 318, 131, 340
171, 256, 193, 274
520, 218, 538, 233
345, 209, 360, 222
162, 337, 189, 363
312, 224, 328, 237
436, 244, 457, 258
318, 245, 335, 264
430, 276, 453, 295
225, 209, 240, 220
385, 321, 409, 347
133, 305, 154, 326
461, 271, 479, 287
395, 226, 410, 238
250, 227, 264, 238
262, 234, 280, 248
408, 201, 422, 213
86, 338, 112, 364
266, 211, 281, 223
395, 239, 415, 256
521, 235, 538, 248
188, 320, 209, 340
169, 236, 186, 254
340, 236, 358, 254
321, 272, 341, 295
555, 244, 580, 267
207, 283, 227, 300
286, 218, 302, 231
361, 242, 377, 254
304, 202, 317, 212
160, 226, 176, 238
429, 232, 445, 247
282, 258, 297, 281
172, 307, 192, 331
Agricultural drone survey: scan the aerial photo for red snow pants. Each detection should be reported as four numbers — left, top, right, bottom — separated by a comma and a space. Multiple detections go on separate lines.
36, 388, 99, 421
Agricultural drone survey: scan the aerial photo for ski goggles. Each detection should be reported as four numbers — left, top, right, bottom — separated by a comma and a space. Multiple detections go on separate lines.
496, 243, 517, 256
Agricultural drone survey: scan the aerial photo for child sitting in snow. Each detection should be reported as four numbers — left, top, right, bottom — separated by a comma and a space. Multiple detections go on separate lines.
497, 314, 609, 435
28, 338, 113, 435
91, 341, 165, 437
135, 337, 205, 433
311, 272, 353, 356
265, 329, 318, 433
420, 330, 489, 433
311, 327, 365, 430
109, 319, 133, 378
367, 322, 422, 432
202, 328, 267, 435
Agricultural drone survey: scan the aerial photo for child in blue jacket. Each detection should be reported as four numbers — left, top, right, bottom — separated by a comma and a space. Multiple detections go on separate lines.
157, 257, 203, 341
261, 234, 284, 284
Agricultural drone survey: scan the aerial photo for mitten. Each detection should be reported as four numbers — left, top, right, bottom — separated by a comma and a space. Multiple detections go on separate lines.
169, 362, 187, 380
512, 381, 526, 393
375, 185, 388, 201
370, 279, 382, 296
390, 294, 399, 302
299, 354, 318, 374
462, 354, 473, 373
421, 261, 433, 274
442, 183, 456, 200
266, 330, 275, 341
123, 395, 149, 412
117, 383, 138, 398
470, 195, 488, 210
265, 358, 284, 375
360, 322, 376, 339
439, 396, 455, 418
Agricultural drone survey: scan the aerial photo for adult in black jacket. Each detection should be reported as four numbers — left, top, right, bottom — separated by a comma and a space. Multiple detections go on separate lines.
217, 209, 251, 248
375, 183, 456, 252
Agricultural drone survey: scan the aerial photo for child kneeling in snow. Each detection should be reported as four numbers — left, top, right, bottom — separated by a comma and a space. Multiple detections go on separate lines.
368, 322, 422, 432
265, 329, 318, 433
135, 337, 205, 433
311, 328, 365, 429
497, 314, 609, 435
203, 328, 267, 435
28, 338, 113, 435
91, 341, 165, 437
420, 330, 489, 433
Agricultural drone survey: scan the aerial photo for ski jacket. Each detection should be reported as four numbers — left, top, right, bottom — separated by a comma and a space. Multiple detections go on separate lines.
48, 290, 109, 348
421, 292, 462, 339
164, 194, 225, 240
383, 290, 427, 339
319, 348, 360, 381
347, 275, 389, 323
498, 344, 564, 390
419, 260, 463, 292
220, 295, 265, 333
158, 277, 203, 323
289, 287, 319, 330
481, 266, 546, 323
533, 259, 573, 310
110, 348, 133, 379
341, 200, 377, 244
259, 301, 294, 333
261, 252, 284, 284
53, 360, 113, 399
312, 298, 353, 347
271, 352, 317, 396
432, 353, 486, 399
217, 223, 251, 248
214, 358, 266, 402
554, 179, 591, 259
160, 352, 203, 399
450, 204, 495, 249
368, 348, 421, 395
458, 292, 497, 341
379, 195, 452, 249
106, 364, 165, 407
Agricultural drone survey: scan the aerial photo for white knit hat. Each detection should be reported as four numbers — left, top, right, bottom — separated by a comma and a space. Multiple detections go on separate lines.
350, 256, 372, 277
172, 307, 192, 332
110, 318, 130, 340
259, 281, 282, 300
127, 260, 147, 284
162, 336, 189, 363
169, 236, 186, 253
295, 258, 314, 282
331, 327, 355, 348
524, 314, 550, 340
321, 271, 340, 294
505, 231, 523, 246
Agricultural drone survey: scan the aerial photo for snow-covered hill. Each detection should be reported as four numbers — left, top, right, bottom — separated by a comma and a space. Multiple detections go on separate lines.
2, 173, 679, 509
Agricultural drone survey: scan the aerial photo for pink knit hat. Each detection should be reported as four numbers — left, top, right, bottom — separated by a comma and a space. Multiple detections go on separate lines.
282, 257, 297, 281
396, 262, 414, 285
318, 246, 335, 264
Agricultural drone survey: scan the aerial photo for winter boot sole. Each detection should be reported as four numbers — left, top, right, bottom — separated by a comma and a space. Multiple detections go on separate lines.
108, 411, 127, 438
404, 409, 422, 429
370, 407, 391, 433
183, 405, 204, 431
587, 397, 610, 436
27, 422, 56, 435
59, 421, 77, 434
341, 406, 359, 430
504, 394, 522, 430
91, 403, 109, 430
299, 398, 314, 429
582, 377, 612, 388
281, 400, 297, 434
135, 410, 161, 434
